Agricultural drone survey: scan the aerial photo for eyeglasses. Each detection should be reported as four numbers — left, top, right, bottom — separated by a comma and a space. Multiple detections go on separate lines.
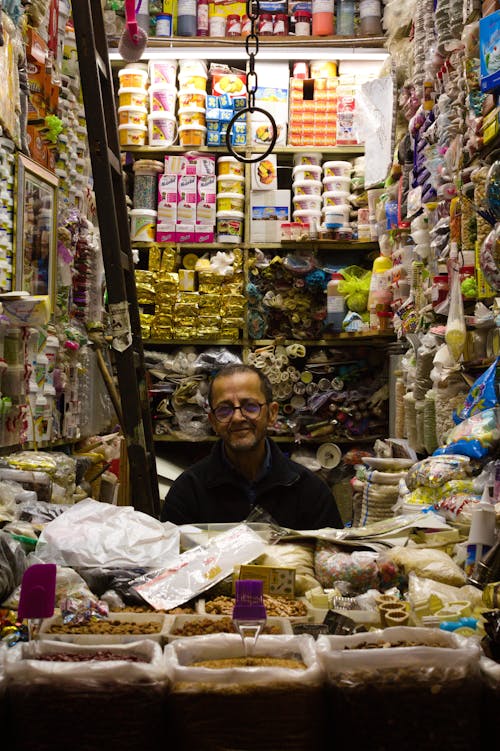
212, 400, 268, 423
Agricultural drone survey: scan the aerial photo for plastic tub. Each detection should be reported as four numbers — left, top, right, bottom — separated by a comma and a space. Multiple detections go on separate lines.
118, 87, 148, 108
178, 106, 206, 126
216, 210, 244, 243
178, 73, 208, 91
148, 112, 177, 146
178, 124, 207, 147
293, 208, 321, 226
216, 192, 245, 212
357, 223, 371, 240
178, 89, 206, 109
217, 156, 244, 176
323, 160, 353, 177
149, 59, 177, 86
118, 123, 147, 147
149, 84, 177, 113
322, 190, 350, 207
179, 59, 208, 77
216, 174, 245, 194
293, 152, 322, 167
133, 159, 164, 210
323, 204, 350, 227
118, 66, 149, 89
292, 164, 322, 182
323, 175, 351, 193
118, 105, 148, 126
292, 179, 322, 196
129, 209, 157, 242
293, 194, 322, 212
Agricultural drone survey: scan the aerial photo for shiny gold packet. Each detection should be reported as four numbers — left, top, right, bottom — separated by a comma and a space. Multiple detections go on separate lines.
148, 244, 162, 273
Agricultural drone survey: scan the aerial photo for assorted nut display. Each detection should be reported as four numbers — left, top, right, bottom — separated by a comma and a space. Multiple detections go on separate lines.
204, 594, 308, 618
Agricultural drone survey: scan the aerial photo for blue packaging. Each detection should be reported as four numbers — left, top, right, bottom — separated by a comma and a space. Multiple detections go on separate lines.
479, 11, 500, 93
206, 95, 219, 109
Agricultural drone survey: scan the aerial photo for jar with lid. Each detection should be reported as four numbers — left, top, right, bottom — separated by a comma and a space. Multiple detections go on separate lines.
336, 0, 355, 35
327, 273, 346, 332
294, 10, 311, 35
359, 0, 383, 36
311, 0, 334, 36
273, 12, 289, 35
226, 14, 241, 36
258, 13, 274, 34
241, 14, 251, 36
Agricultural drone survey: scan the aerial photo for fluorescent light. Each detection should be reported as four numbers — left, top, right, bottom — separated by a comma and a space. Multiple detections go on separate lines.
109, 45, 389, 62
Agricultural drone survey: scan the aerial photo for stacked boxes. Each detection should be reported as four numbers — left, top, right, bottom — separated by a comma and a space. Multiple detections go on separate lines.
26, 27, 61, 169
206, 93, 247, 147
289, 77, 338, 146
156, 153, 216, 243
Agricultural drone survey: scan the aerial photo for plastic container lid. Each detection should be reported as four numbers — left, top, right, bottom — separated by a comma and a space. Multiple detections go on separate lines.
177, 88, 207, 99
178, 106, 206, 115
216, 174, 245, 182
292, 164, 322, 177
124, 62, 149, 72
119, 66, 148, 79
118, 86, 148, 94
218, 156, 240, 163
217, 192, 245, 201
323, 175, 351, 187
149, 83, 177, 93
216, 209, 245, 219
178, 124, 207, 133
293, 152, 321, 166
118, 105, 148, 115
323, 190, 350, 201
323, 203, 350, 214
148, 111, 176, 122
323, 160, 353, 172
293, 195, 322, 206
293, 179, 322, 189
129, 208, 157, 217
118, 124, 147, 132
133, 159, 164, 173
293, 209, 321, 220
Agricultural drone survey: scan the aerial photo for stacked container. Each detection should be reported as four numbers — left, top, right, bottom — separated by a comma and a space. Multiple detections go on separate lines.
291, 153, 322, 238
322, 160, 352, 235
129, 159, 164, 243
148, 59, 178, 147
118, 64, 149, 147
216, 156, 245, 243
177, 59, 208, 147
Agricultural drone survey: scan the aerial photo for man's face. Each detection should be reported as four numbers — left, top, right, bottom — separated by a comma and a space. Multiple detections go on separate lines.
208, 371, 279, 453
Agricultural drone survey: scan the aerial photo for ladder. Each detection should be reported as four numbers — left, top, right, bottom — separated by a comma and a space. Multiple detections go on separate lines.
71, 0, 160, 518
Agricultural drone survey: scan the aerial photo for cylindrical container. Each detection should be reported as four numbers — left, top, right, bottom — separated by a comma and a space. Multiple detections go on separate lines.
118, 87, 148, 109
177, 0, 197, 36
178, 106, 206, 126
358, 206, 370, 224
156, 13, 172, 36
133, 159, 163, 210
226, 14, 241, 35
178, 89, 206, 109
292, 179, 322, 196
273, 13, 289, 34
148, 112, 177, 146
311, 0, 334, 35
323, 175, 351, 193
323, 205, 351, 226
259, 13, 274, 34
216, 192, 245, 212
197, 0, 209, 36
293, 194, 322, 212
178, 72, 207, 91
293, 152, 322, 167
149, 60, 177, 86
217, 156, 244, 176
241, 14, 251, 35
118, 123, 147, 147
357, 224, 371, 240
310, 60, 337, 78
327, 272, 346, 332
216, 174, 245, 193
359, 0, 383, 36
294, 10, 312, 35
179, 59, 208, 76
129, 209, 157, 242
178, 124, 207, 146
322, 190, 350, 206
292, 164, 322, 182
336, 0, 355, 35
293, 208, 321, 229
118, 105, 148, 126
149, 84, 177, 113
118, 67, 148, 89
216, 210, 244, 242
209, 13, 226, 36
323, 160, 352, 177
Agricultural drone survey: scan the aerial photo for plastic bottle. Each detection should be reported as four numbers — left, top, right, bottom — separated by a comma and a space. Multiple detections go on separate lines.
327, 273, 346, 333
337, 0, 355, 36
177, 0, 197, 36
367, 253, 393, 329
312, 0, 334, 35
465, 485, 497, 580
196, 0, 209, 36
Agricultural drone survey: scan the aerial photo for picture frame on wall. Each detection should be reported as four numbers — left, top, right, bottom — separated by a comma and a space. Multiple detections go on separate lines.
14, 153, 58, 306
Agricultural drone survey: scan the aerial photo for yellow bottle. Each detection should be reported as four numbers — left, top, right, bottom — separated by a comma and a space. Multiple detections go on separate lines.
367, 253, 393, 329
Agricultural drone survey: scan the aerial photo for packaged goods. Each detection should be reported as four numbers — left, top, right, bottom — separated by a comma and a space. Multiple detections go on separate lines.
118, 123, 147, 146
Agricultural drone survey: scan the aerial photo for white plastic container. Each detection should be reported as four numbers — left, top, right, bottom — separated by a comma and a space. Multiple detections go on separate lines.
118, 66, 149, 89
323, 160, 352, 177
118, 123, 147, 147
216, 174, 245, 194
149, 84, 177, 113
217, 156, 245, 176
179, 58, 208, 77
178, 106, 206, 126
118, 87, 148, 109
38, 612, 172, 645
216, 192, 245, 212
178, 124, 207, 147
292, 179, 322, 196
118, 105, 148, 126
292, 208, 321, 229
293, 194, 322, 212
322, 190, 350, 207
323, 175, 351, 193
148, 112, 177, 146
129, 208, 158, 242
293, 152, 322, 167
323, 204, 351, 227
216, 209, 244, 242
149, 59, 177, 87
292, 164, 322, 182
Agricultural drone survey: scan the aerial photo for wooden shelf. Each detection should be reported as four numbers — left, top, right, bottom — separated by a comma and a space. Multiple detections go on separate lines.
124, 144, 366, 156
144, 333, 395, 347
133, 240, 378, 251
109, 35, 387, 52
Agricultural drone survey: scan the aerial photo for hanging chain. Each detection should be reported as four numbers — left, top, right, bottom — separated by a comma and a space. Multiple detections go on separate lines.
245, 0, 260, 110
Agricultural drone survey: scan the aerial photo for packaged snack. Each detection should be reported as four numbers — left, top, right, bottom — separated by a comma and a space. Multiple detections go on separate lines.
453, 357, 499, 424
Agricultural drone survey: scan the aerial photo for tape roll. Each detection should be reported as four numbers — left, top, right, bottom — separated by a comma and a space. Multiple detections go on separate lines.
316, 443, 342, 469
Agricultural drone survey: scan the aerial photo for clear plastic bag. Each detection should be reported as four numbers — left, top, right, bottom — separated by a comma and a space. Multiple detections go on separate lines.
445, 261, 466, 362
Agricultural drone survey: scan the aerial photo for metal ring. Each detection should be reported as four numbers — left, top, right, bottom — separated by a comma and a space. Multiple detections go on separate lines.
225, 106, 277, 163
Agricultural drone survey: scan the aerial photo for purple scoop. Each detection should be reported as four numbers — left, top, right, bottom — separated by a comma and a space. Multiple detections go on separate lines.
18, 563, 57, 620
232, 579, 267, 621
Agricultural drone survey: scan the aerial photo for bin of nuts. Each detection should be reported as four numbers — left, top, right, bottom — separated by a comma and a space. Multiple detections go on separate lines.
167, 614, 293, 640
38, 611, 173, 645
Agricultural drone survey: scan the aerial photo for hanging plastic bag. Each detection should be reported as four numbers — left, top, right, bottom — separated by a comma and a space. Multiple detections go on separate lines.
445, 261, 466, 362
337, 266, 372, 313
453, 356, 500, 424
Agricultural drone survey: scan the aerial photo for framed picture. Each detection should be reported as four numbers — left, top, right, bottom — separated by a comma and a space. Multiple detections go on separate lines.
14, 154, 58, 304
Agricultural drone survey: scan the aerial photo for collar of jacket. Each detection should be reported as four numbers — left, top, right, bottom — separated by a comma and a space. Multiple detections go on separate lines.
204, 439, 300, 490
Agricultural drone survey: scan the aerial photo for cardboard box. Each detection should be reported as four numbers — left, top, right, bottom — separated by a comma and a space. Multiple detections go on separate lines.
156, 224, 176, 243
250, 189, 290, 242
252, 154, 278, 190
177, 174, 197, 224
196, 174, 216, 225
237, 564, 296, 597
157, 173, 178, 224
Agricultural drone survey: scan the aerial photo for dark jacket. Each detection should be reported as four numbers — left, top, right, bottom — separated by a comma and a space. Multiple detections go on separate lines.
160, 439, 343, 530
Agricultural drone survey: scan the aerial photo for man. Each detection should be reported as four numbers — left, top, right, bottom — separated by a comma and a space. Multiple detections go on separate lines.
160, 363, 343, 530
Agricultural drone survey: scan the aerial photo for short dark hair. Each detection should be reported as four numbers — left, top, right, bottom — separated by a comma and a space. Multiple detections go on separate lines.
207, 364, 274, 407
